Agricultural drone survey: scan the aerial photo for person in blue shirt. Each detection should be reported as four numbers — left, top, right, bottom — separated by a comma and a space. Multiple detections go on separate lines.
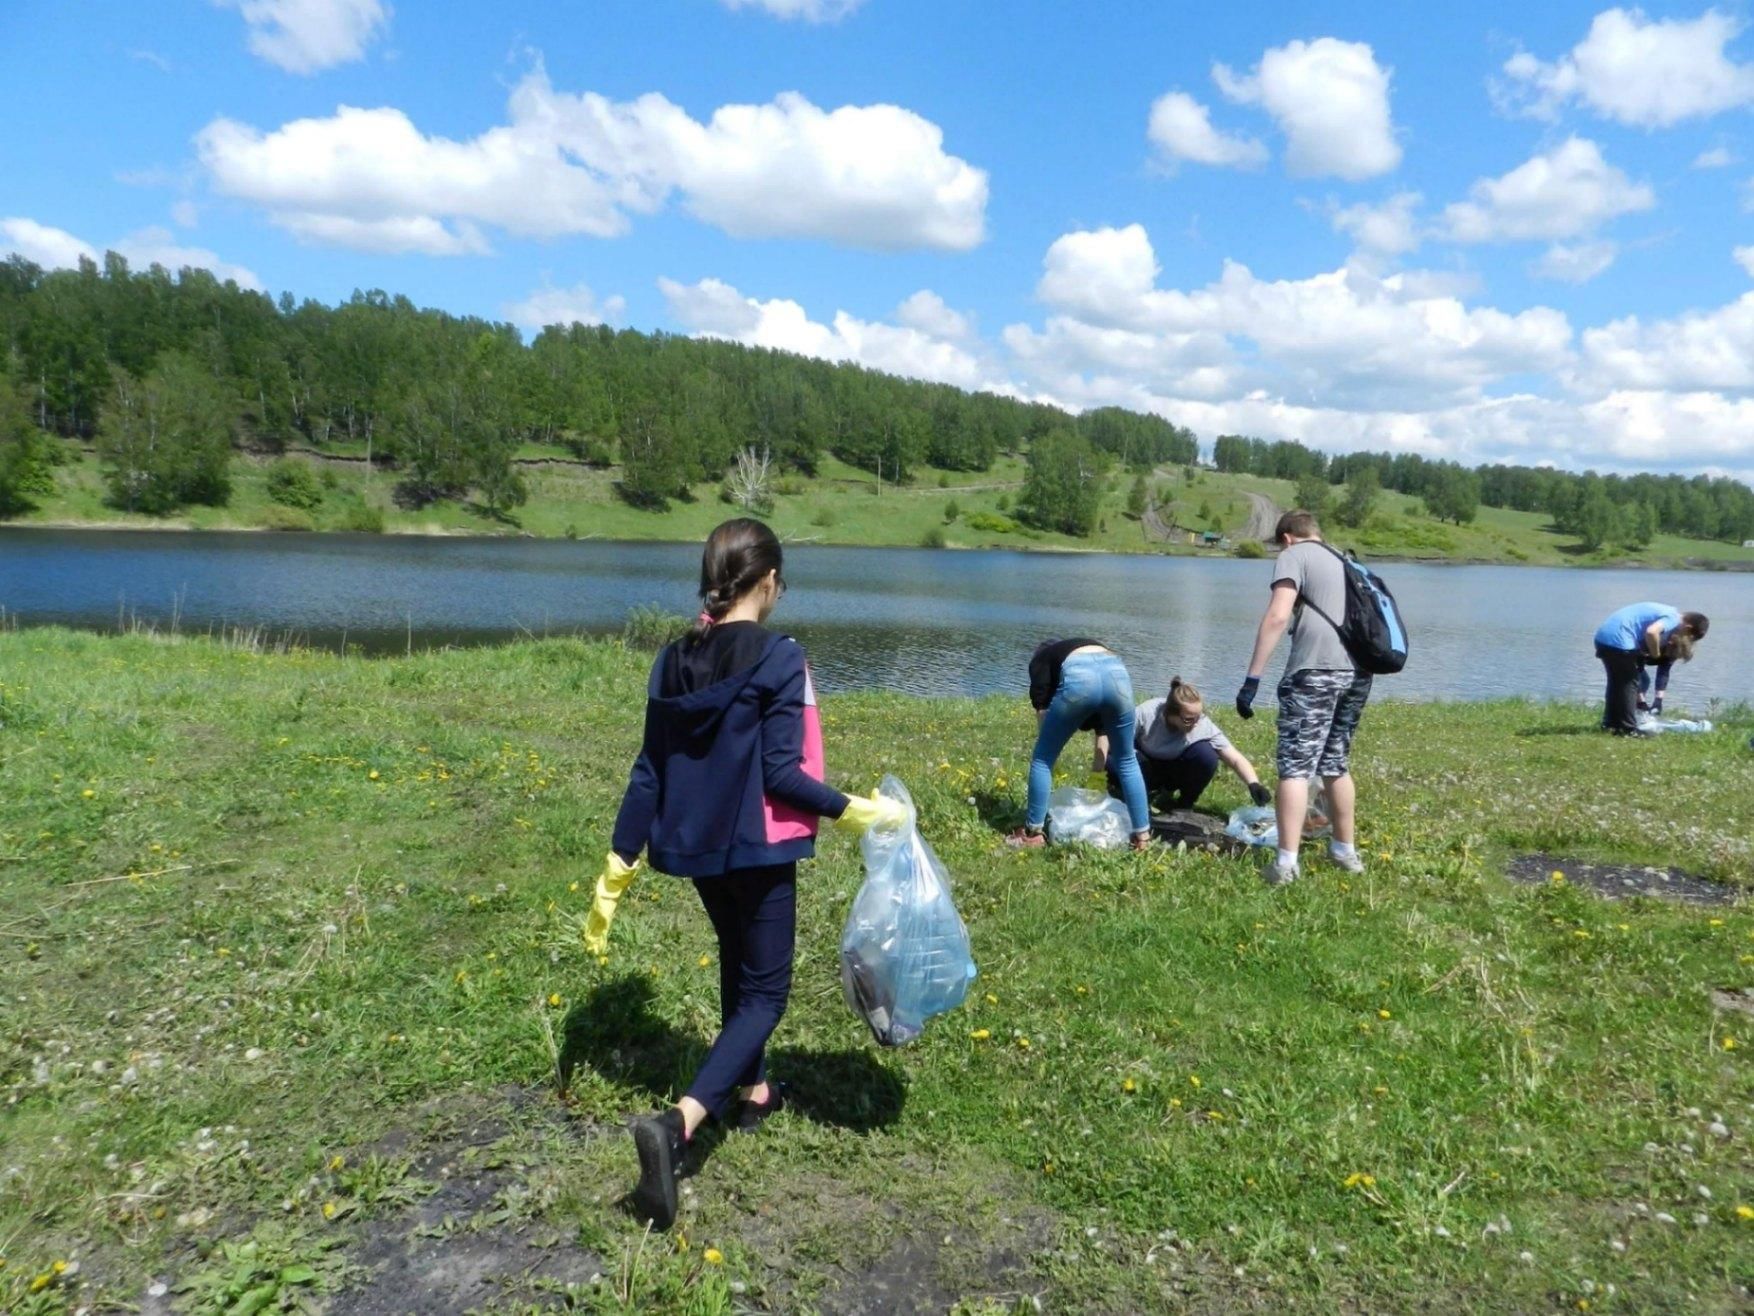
590, 518, 906, 1231
1592, 603, 1710, 735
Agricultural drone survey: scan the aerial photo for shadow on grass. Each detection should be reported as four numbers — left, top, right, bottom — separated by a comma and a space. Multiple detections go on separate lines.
557, 975, 907, 1134
1514, 724, 1602, 738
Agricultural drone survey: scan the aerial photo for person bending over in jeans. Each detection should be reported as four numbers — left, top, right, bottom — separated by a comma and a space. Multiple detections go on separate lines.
1235, 510, 1371, 887
1007, 639, 1153, 851
1592, 603, 1709, 735
1105, 677, 1271, 812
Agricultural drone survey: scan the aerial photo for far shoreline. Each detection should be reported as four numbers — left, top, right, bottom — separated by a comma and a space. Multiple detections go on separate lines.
5, 516, 1752, 573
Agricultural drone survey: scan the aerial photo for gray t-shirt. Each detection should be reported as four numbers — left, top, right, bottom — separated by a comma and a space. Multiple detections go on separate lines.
1134, 699, 1232, 760
1273, 540, 1355, 675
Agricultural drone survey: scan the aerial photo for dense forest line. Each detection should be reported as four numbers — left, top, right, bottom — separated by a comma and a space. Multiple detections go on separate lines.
0, 252, 1749, 549
1213, 432, 1754, 550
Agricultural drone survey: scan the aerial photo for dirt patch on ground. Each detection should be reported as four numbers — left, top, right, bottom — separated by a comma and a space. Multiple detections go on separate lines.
1507, 854, 1741, 907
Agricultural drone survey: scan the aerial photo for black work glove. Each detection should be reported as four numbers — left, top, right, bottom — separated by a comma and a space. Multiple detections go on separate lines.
1248, 781, 1272, 807
1235, 676, 1260, 720
1651, 696, 1664, 715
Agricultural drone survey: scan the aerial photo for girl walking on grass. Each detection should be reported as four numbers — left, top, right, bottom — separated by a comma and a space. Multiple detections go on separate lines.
587, 518, 905, 1231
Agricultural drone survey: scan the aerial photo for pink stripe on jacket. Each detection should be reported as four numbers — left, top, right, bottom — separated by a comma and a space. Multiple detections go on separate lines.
764, 662, 825, 842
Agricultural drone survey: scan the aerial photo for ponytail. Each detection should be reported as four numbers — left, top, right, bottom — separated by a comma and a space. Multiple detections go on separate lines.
689, 518, 784, 646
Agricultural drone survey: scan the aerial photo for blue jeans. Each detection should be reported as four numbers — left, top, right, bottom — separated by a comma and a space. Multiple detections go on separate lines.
1026, 652, 1151, 833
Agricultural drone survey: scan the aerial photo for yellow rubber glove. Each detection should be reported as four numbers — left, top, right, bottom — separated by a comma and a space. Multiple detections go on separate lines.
836, 792, 909, 833
582, 853, 639, 956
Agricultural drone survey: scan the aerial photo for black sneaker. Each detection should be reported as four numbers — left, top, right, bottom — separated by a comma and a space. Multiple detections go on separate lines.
630, 1108, 686, 1230
733, 1081, 789, 1134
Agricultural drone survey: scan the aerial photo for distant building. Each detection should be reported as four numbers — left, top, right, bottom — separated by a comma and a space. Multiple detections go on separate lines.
1744, 539, 1754, 549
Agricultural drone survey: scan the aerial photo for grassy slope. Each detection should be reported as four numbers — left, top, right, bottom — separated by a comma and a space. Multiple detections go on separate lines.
2, 629, 1750, 1313
14, 446, 1754, 570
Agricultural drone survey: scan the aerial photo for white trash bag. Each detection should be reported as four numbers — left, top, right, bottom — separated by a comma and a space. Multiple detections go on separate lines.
1224, 782, 1332, 849
1045, 786, 1133, 849
839, 776, 976, 1047
1636, 714, 1713, 734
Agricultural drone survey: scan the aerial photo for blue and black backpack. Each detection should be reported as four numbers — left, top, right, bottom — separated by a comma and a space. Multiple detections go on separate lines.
1297, 544, 1409, 675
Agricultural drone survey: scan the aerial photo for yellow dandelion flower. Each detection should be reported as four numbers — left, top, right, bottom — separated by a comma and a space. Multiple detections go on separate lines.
1188, 1074, 1201, 1088
1169, 1096, 1182, 1108
51, 1260, 67, 1274
1724, 1036, 1738, 1051
698, 954, 712, 968
969, 1028, 991, 1040
31, 1272, 52, 1292
704, 1247, 724, 1265
547, 993, 562, 1008
1573, 930, 1591, 940
569, 881, 580, 893
1074, 984, 1089, 995
1709, 918, 1724, 927
329, 1155, 345, 1171
1378, 1009, 1392, 1020
1549, 870, 1565, 882
1735, 1204, 1753, 1220
985, 992, 998, 1005
322, 1201, 337, 1219
1122, 1078, 1137, 1093
368, 770, 380, 781
1015, 1035, 1031, 1050
81, 788, 95, 799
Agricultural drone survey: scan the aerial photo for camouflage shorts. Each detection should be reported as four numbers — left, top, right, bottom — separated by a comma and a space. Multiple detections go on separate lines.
1276, 669, 1372, 780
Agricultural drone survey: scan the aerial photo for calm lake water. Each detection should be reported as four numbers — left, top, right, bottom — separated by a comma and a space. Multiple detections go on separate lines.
2, 528, 1749, 706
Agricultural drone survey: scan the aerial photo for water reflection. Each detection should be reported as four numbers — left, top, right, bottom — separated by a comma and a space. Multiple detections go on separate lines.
1, 529, 1748, 706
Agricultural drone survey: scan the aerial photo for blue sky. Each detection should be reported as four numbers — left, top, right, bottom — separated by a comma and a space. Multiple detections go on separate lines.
3, 1, 1753, 477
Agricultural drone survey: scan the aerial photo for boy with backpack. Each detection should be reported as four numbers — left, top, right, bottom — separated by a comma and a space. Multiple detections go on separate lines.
1235, 509, 1405, 886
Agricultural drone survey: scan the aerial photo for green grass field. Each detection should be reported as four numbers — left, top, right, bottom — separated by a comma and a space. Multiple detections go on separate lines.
2, 628, 1750, 1313
14, 446, 1754, 572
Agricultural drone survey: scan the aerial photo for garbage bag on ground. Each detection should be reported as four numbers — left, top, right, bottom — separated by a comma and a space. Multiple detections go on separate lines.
1636, 714, 1713, 734
840, 775, 976, 1047
1045, 786, 1133, 849
1223, 782, 1332, 849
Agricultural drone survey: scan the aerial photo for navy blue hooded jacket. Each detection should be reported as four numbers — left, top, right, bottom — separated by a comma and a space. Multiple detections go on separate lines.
611, 626, 849, 877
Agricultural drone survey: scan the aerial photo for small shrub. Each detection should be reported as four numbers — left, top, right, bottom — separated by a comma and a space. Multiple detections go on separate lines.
265, 458, 324, 511
1233, 539, 1265, 559
944, 499, 961, 523
938, 472, 950, 488
995, 493, 1011, 512
336, 503, 385, 533
920, 526, 949, 549
320, 466, 340, 489
775, 478, 805, 497
622, 605, 691, 651
811, 507, 835, 528
564, 523, 579, 540
967, 512, 1020, 534
260, 504, 314, 531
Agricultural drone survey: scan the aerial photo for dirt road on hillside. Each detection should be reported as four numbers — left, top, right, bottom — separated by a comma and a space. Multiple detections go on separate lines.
1237, 491, 1279, 541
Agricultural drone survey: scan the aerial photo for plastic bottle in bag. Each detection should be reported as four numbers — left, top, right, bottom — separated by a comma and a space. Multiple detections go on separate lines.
839, 776, 977, 1047
1045, 786, 1132, 849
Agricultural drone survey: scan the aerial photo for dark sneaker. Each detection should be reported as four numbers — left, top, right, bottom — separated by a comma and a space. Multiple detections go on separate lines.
733, 1080, 789, 1134
1005, 827, 1046, 848
630, 1108, 686, 1230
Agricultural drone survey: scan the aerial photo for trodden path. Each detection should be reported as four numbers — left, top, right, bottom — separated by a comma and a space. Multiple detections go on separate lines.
1237, 490, 1280, 542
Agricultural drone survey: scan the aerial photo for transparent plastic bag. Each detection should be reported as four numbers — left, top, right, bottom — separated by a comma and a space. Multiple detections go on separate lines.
1223, 782, 1331, 848
1636, 714, 1713, 734
840, 776, 977, 1047
1045, 786, 1133, 849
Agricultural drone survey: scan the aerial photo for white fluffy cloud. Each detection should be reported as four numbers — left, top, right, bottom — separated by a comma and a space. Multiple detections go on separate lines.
994, 220, 1754, 478
1579, 293, 1754, 392
719, 0, 865, 20
1441, 138, 1653, 243
1146, 92, 1267, 169
1, 217, 97, 269
1694, 146, 1736, 169
504, 281, 627, 335
1500, 7, 1754, 127
197, 66, 987, 254
1530, 239, 1619, 284
1213, 38, 1400, 179
1736, 245, 1754, 277
1329, 191, 1423, 255
660, 277, 993, 390
1024, 224, 1571, 410
1, 216, 261, 289
216, 0, 389, 75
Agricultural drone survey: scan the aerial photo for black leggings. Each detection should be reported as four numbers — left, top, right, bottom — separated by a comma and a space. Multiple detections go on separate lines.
1597, 643, 1644, 735
1109, 739, 1222, 810
685, 864, 795, 1119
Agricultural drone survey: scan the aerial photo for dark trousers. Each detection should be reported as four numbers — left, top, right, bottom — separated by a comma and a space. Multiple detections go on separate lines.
1597, 643, 1644, 735
1109, 740, 1221, 810
685, 864, 795, 1119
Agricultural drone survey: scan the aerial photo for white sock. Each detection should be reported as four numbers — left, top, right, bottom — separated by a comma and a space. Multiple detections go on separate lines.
1276, 848, 1299, 870
1330, 841, 1356, 860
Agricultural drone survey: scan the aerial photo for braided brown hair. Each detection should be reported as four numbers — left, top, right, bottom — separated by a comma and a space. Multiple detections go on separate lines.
690, 518, 784, 645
